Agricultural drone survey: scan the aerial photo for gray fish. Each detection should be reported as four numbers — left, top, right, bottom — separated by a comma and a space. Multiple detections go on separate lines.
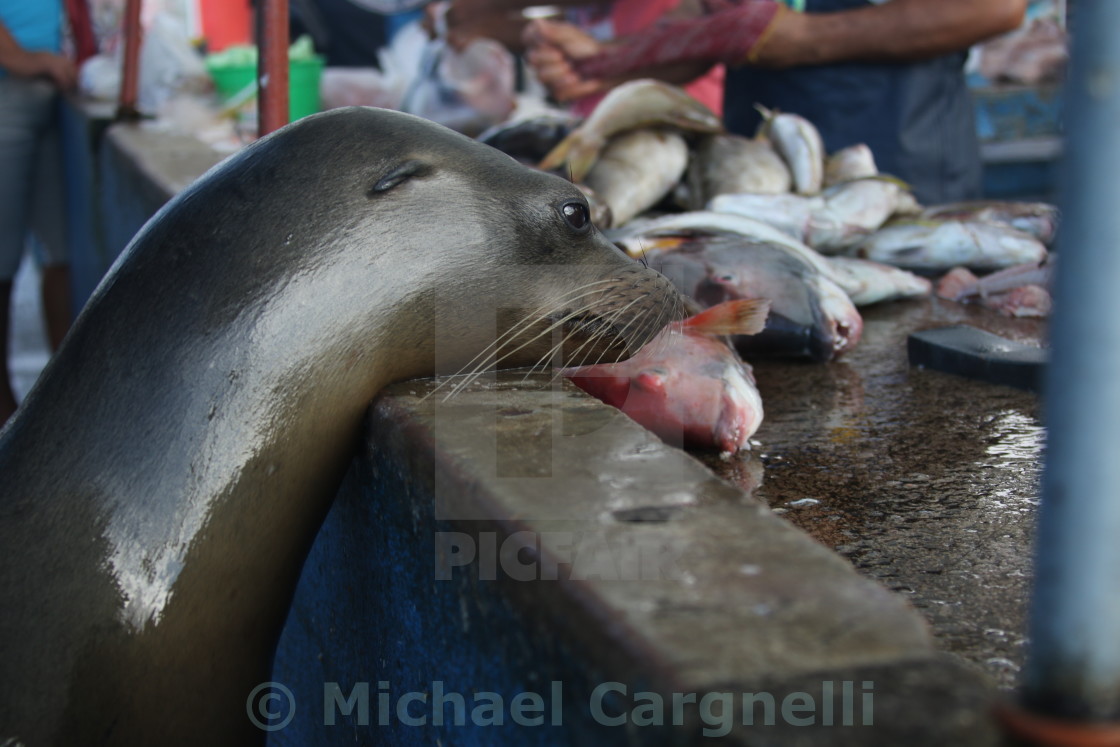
824, 256, 932, 306
539, 79, 723, 181
642, 234, 863, 361
757, 106, 825, 195
823, 143, 878, 187
852, 218, 1048, 272
709, 177, 911, 253
919, 200, 1059, 244
611, 210, 838, 281
685, 134, 792, 207
584, 129, 689, 227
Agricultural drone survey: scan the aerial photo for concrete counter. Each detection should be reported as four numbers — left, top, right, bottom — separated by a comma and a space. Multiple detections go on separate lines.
271, 374, 999, 745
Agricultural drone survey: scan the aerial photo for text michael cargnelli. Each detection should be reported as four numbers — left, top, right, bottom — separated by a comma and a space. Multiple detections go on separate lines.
311, 680, 874, 735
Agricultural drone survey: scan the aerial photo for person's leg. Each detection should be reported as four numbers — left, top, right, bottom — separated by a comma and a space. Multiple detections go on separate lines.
0, 280, 15, 425
30, 97, 72, 351
0, 77, 57, 418
40, 264, 71, 351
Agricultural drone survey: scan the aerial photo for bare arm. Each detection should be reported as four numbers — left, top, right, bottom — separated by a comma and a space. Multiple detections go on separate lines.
0, 20, 75, 89
528, 0, 1027, 101
759, 0, 1028, 67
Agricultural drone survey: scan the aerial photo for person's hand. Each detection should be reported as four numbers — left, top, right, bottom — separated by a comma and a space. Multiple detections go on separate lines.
433, 0, 529, 53
5, 49, 77, 90
523, 19, 608, 102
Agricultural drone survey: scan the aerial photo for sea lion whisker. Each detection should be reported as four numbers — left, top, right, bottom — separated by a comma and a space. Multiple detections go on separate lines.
522, 296, 629, 375
566, 294, 656, 370
439, 280, 635, 398
444, 296, 617, 398
427, 279, 623, 398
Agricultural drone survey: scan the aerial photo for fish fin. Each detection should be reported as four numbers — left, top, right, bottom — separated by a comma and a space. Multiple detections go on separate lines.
616, 235, 688, 260
638, 236, 689, 255
821, 173, 913, 193
868, 173, 912, 190
682, 299, 771, 337
538, 134, 576, 173
565, 137, 605, 183
540, 133, 604, 183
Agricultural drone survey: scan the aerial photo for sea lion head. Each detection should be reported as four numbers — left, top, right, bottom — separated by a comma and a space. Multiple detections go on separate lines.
218, 106, 688, 386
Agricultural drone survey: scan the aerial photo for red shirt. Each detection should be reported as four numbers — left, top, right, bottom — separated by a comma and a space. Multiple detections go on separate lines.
568, 0, 726, 117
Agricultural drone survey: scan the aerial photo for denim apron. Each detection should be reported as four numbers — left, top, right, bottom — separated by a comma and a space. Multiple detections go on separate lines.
722, 0, 982, 203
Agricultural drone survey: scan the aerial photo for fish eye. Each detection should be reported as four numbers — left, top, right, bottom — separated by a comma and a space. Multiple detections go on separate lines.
560, 201, 591, 232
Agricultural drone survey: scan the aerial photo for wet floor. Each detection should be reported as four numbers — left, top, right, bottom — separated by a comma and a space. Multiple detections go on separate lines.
699, 297, 1047, 692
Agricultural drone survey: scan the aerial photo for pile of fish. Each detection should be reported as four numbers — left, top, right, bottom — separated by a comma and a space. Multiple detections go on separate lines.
477, 81, 1059, 453
483, 81, 1059, 317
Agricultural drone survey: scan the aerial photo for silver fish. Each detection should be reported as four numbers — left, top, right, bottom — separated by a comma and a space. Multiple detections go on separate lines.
823, 143, 878, 187
920, 200, 1059, 244
824, 256, 932, 306
757, 106, 825, 195
709, 177, 910, 253
584, 129, 689, 227
851, 219, 1048, 272
644, 234, 863, 361
685, 134, 792, 207
539, 79, 723, 181
611, 210, 838, 281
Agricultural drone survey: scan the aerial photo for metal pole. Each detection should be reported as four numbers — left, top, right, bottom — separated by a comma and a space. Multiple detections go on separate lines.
257, 0, 290, 137
1017, 0, 1120, 730
117, 0, 142, 120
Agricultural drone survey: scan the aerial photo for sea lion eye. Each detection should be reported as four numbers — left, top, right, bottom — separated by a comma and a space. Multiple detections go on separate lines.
369, 160, 431, 196
560, 201, 590, 232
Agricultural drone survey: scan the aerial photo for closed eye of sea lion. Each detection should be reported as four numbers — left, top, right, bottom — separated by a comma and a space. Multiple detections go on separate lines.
0, 107, 685, 745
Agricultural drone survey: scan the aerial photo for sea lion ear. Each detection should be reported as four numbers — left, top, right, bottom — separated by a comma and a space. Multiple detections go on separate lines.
368, 160, 432, 196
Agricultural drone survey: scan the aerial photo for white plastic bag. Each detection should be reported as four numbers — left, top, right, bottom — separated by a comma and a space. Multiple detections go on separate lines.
400, 37, 515, 137
138, 13, 209, 115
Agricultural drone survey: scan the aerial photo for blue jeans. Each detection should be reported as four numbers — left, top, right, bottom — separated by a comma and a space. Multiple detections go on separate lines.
0, 75, 68, 282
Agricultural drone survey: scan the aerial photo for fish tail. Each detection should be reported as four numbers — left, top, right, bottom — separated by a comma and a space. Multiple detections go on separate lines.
539, 134, 603, 183
618, 235, 689, 258
682, 298, 771, 337
538, 135, 574, 173
565, 138, 605, 183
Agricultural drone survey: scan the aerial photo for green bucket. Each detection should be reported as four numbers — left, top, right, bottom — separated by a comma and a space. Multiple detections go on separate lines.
207, 56, 324, 122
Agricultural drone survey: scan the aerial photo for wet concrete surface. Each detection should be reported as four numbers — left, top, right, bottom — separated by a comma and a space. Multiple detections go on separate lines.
697, 297, 1047, 692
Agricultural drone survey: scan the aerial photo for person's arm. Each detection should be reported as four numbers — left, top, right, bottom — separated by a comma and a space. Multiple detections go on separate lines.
756, 0, 1028, 67
528, 0, 1027, 96
0, 21, 76, 89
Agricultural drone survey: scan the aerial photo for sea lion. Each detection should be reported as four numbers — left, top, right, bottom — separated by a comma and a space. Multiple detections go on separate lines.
0, 107, 684, 745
